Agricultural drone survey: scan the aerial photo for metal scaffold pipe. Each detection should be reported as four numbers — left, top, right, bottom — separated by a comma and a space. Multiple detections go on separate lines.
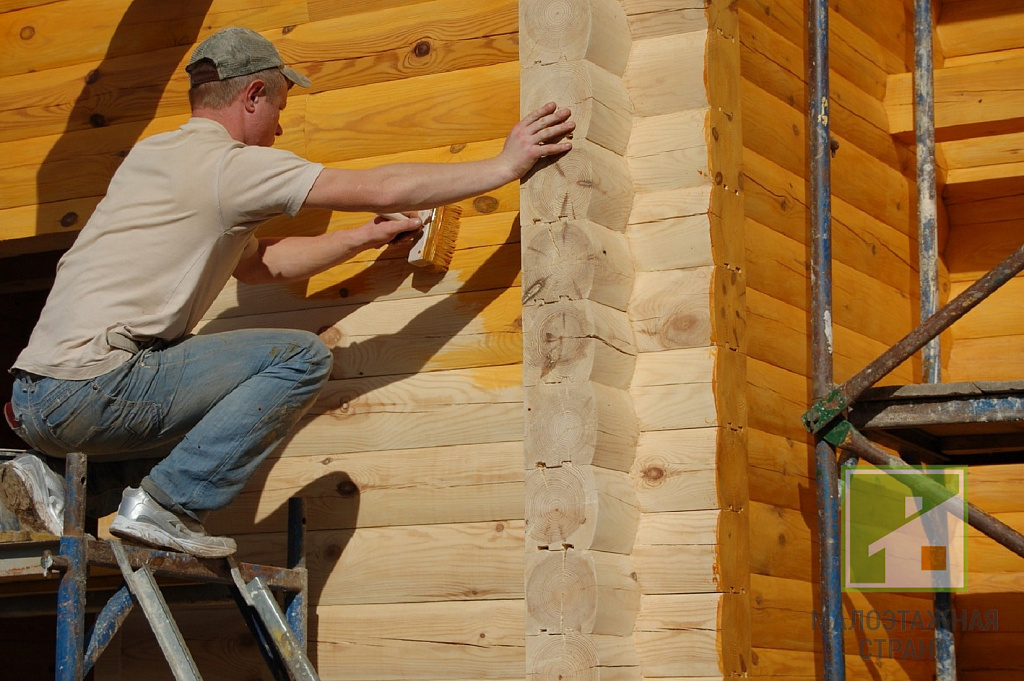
807, 0, 845, 677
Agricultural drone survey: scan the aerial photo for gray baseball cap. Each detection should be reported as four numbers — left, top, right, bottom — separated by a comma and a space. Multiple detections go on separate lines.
186, 27, 311, 88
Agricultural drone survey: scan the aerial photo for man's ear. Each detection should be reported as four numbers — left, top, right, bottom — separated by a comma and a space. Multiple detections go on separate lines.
242, 79, 267, 113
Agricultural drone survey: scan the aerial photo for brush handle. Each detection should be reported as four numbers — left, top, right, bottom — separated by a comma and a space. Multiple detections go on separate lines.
379, 210, 436, 267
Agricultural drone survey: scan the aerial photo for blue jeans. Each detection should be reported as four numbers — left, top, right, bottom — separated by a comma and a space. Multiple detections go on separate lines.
10, 329, 332, 519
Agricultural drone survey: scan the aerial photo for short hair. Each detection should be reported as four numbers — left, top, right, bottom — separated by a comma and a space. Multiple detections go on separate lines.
188, 65, 288, 110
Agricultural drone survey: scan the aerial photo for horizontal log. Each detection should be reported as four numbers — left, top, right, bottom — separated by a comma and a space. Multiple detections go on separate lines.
625, 2, 708, 41
632, 428, 720, 513
0, 0, 307, 79
526, 632, 640, 678
629, 185, 711, 226
524, 382, 638, 471
948, 336, 1024, 383
520, 0, 631, 75
628, 107, 711, 192
305, 61, 519, 163
523, 298, 636, 389
521, 139, 634, 231
742, 80, 912, 235
521, 61, 633, 155
886, 55, 1024, 141
624, 31, 708, 117
525, 549, 639, 636
751, 645, 933, 680
746, 357, 813, 444
748, 501, 814, 582
526, 464, 638, 553
234, 521, 524, 606
314, 600, 526, 680
738, 0, 900, 99
628, 213, 714, 273
937, 0, 1024, 61
206, 440, 524, 535
522, 220, 634, 311
197, 284, 523, 380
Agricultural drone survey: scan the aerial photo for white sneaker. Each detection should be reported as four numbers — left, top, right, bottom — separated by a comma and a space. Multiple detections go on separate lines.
0, 454, 65, 536
109, 487, 236, 558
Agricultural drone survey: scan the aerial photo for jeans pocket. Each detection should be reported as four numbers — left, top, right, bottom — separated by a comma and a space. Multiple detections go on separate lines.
43, 383, 163, 453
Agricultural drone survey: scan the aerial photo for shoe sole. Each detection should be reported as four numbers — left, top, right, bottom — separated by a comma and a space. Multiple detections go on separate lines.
0, 465, 59, 536
109, 516, 236, 559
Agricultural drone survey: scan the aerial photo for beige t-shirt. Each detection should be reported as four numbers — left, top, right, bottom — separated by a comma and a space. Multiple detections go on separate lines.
14, 117, 324, 380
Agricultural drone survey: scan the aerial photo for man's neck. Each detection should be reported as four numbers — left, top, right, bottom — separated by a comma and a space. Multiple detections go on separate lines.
191, 107, 246, 144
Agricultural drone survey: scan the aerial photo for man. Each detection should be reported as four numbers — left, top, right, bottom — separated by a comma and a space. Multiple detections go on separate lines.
1, 27, 573, 558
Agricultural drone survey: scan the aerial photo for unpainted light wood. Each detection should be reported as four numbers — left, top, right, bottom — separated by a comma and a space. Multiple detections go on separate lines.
523, 298, 636, 389
519, 0, 632, 75
525, 464, 638, 553
206, 439, 525, 535
623, 30, 708, 117
522, 220, 634, 312
525, 549, 640, 635
628, 108, 711, 192
526, 632, 640, 680
521, 61, 633, 156
524, 382, 638, 471
313, 599, 525, 680
234, 521, 524, 607
521, 139, 634, 231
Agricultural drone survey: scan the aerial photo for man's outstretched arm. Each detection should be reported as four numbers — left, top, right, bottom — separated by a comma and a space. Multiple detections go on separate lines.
233, 102, 573, 285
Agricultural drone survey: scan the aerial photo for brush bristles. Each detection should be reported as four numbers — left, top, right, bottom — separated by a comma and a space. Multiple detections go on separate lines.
416, 204, 462, 271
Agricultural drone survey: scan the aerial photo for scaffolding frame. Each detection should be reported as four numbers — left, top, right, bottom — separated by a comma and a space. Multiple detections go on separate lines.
803, 0, 1024, 679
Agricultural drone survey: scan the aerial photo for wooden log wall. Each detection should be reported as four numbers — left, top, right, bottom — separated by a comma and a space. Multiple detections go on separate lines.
520, 0, 749, 678
1, 0, 527, 679
738, 0, 941, 678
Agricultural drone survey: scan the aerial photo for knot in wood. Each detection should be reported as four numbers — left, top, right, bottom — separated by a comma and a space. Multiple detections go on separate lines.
60, 212, 79, 228
336, 480, 359, 498
282, 24, 296, 34
473, 195, 499, 214
413, 40, 431, 57
711, 127, 720, 141
323, 544, 343, 561
449, 143, 467, 154
643, 466, 665, 483
337, 287, 349, 298
85, 69, 100, 85
90, 113, 108, 128
495, 523, 504, 532
19, 25, 34, 40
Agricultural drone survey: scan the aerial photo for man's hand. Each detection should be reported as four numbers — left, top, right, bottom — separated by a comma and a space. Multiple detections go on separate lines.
498, 102, 575, 180
359, 214, 423, 249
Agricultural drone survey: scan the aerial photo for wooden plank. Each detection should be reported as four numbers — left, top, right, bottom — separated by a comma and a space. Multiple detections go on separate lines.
747, 428, 815, 511
738, 0, 900, 100
744, 149, 916, 290
235, 521, 524, 606
205, 443, 524, 536
748, 501, 814, 582
628, 108, 711, 193
746, 357, 812, 446
946, 277, 1024, 340
945, 219, 1024, 280
305, 61, 520, 163
942, 130, 1024, 177
885, 55, 1024, 141
197, 285, 523, 380
624, 31, 708, 117
626, 3, 708, 41
751, 646, 933, 680
742, 80, 912, 235
947, 193, 1024, 227
746, 288, 917, 386
745, 219, 916, 349
313, 600, 525, 680
632, 428, 720, 513
948, 335, 1024, 383
739, 10, 905, 169
937, 0, 1024, 60
751, 574, 933, 655
0, 0, 307, 79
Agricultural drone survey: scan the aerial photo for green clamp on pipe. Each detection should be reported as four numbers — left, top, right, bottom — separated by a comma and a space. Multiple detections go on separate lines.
802, 386, 847, 434
821, 419, 854, 448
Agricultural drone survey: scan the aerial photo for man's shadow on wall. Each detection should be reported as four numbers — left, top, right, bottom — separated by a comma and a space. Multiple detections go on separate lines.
218, 218, 521, 666
34, 0, 215, 246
